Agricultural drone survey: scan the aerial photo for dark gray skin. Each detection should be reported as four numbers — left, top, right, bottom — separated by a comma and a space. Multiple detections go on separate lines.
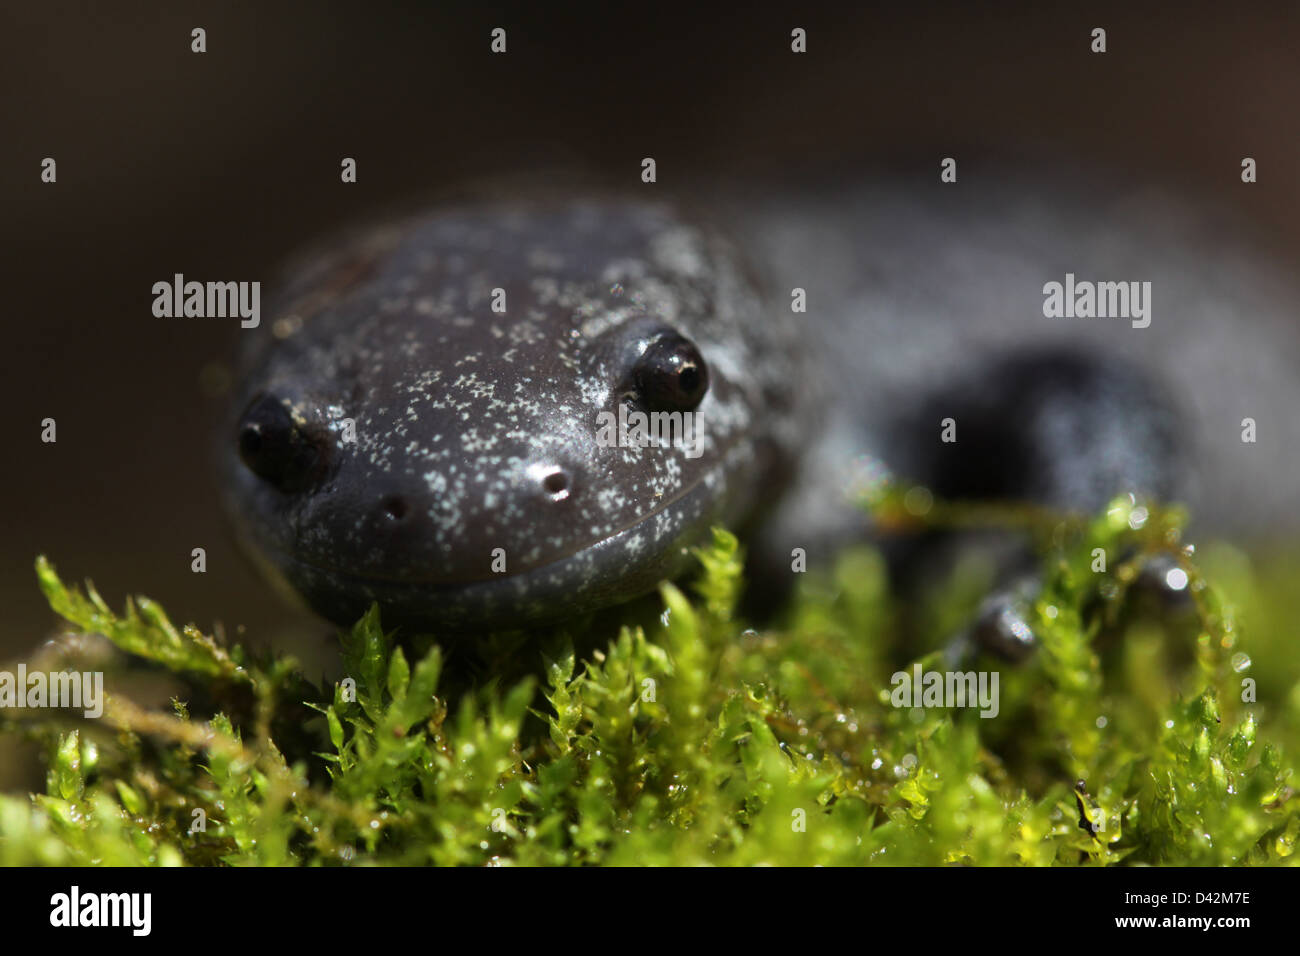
224, 198, 807, 631
726, 181, 1300, 557
226, 183, 1300, 639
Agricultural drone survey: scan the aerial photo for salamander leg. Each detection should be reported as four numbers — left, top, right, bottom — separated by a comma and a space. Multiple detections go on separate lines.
892, 345, 1187, 663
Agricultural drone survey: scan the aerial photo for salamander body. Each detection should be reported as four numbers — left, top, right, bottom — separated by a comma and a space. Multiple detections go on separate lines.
224, 182, 1300, 634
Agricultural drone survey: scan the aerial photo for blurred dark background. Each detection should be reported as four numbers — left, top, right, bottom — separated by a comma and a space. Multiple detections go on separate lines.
2, 1, 1298, 668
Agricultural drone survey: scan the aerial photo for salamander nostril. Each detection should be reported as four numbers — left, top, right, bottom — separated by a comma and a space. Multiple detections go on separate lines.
382, 495, 409, 521
542, 470, 570, 501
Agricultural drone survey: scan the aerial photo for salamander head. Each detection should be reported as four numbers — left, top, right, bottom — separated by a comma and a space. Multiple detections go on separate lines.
224, 199, 796, 632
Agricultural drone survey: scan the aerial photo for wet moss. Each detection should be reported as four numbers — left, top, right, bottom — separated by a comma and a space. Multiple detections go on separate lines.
2, 491, 1298, 866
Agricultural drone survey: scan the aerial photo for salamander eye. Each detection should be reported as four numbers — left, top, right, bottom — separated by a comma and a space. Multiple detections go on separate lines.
237, 393, 328, 493
631, 332, 709, 413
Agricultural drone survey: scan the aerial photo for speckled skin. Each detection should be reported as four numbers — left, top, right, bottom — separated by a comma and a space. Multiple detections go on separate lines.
227, 183, 1300, 635
224, 199, 808, 631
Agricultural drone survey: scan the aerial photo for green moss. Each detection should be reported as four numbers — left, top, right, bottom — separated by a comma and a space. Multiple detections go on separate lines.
2, 493, 1298, 866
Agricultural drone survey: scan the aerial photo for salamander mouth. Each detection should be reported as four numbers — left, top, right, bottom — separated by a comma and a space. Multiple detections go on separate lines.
300, 483, 708, 587
234, 434, 756, 629
244, 418, 754, 587
280, 472, 730, 630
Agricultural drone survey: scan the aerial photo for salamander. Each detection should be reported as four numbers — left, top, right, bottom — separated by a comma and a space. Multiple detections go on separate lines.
224, 197, 808, 631
223, 181, 1300, 639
